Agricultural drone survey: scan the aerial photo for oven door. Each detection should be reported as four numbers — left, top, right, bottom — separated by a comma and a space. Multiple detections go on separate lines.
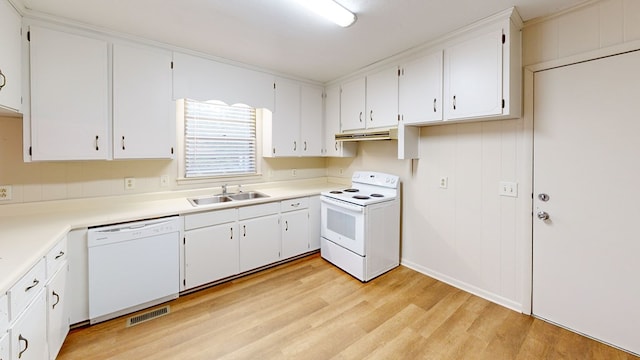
321, 196, 365, 256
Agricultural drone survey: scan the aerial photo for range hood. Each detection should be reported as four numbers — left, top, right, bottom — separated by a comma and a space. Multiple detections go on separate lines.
335, 127, 398, 142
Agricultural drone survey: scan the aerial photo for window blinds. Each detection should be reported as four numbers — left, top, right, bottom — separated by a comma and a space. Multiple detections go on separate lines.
184, 100, 257, 178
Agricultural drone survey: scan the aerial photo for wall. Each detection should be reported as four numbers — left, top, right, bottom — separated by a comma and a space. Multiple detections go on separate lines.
0, 115, 327, 204
330, 0, 640, 313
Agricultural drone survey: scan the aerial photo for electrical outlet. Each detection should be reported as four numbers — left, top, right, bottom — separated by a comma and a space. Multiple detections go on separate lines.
0, 185, 12, 201
499, 181, 518, 197
292, 169, 297, 177
160, 175, 169, 187
439, 176, 448, 189
124, 177, 136, 190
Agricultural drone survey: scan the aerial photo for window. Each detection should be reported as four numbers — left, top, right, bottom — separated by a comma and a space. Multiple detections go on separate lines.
183, 99, 257, 178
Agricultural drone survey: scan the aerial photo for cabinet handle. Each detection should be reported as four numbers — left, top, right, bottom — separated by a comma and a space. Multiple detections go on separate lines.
293, 141, 297, 151
55, 251, 65, 260
453, 95, 457, 110
433, 98, 437, 112
18, 334, 29, 358
304, 141, 307, 151
230, 227, 233, 240
52, 290, 60, 309
122, 136, 126, 150
370, 110, 373, 122
0, 68, 6, 90
285, 220, 288, 231
95, 135, 100, 151
24, 278, 39, 292
334, 141, 338, 151
359, 111, 363, 122
290, 202, 300, 208
243, 225, 246, 237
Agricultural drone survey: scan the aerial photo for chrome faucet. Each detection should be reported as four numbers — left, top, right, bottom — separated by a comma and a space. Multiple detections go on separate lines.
221, 184, 228, 195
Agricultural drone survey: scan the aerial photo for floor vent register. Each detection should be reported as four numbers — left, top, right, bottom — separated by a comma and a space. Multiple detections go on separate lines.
126, 305, 170, 327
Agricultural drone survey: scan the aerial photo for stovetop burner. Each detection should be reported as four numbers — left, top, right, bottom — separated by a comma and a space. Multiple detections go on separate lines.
370, 193, 384, 198
353, 195, 370, 200
343, 188, 359, 193
329, 190, 343, 194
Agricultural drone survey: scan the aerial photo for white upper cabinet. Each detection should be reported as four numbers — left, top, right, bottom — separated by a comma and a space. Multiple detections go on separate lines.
443, 12, 521, 122
0, 0, 22, 114
340, 65, 399, 132
399, 51, 443, 125
29, 25, 110, 161
365, 65, 399, 129
340, 77, 366, 131
172, 52, 274, 110
323, 85, 356, 157
269, 78, 300, 157
300, 85, 323, 156
264, 78, 324, 157
113, 42, 174, 159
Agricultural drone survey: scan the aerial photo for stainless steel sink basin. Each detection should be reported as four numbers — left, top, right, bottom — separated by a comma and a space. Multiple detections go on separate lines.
188, 195, 233, 206
228, 191, 269, 201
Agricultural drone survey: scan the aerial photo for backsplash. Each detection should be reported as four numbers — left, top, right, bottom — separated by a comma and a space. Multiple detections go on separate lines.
0, 116, 328, 204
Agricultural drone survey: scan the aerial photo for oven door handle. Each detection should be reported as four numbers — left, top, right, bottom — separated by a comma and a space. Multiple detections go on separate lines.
321, 197, 365, 213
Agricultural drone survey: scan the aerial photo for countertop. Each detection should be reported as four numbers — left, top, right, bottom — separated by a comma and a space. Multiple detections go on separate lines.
0, 178, 345, 294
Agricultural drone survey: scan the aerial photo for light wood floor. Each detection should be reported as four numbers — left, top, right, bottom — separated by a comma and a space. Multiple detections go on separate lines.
58, 254, 638, 359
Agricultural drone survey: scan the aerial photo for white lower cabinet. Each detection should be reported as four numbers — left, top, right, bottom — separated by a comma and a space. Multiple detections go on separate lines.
10, 291, 47, 360
239, 215, 281, 272
46, 262, 69, 360
0, 331, 9, 360
184, 222, 239, 290
281, 198, 310, 259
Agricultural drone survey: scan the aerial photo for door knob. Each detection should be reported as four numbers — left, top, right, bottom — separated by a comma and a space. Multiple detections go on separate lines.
537, 211, 550, 220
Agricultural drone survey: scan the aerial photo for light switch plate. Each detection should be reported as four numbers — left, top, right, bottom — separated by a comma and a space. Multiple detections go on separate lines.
499, 181, 518, 197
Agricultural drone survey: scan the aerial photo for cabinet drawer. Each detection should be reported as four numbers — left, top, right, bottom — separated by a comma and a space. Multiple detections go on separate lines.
46, 237, 68, 279
0, 294, 7, 333
185, 208, 237, 230
281, 197, 309, 212
8, 259, 46, 321
238, 202, 280, 220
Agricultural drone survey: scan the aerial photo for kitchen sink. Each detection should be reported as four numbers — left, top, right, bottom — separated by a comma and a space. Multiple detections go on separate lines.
187, 191, 269, 206
188, 195, 233, 206
228, 191, 269, 201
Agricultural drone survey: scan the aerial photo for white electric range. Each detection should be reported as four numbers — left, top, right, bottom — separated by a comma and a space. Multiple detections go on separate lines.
320, 171, 400, 282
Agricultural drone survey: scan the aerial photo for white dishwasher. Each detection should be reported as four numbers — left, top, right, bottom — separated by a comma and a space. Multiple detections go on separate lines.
88, 216, 181, 324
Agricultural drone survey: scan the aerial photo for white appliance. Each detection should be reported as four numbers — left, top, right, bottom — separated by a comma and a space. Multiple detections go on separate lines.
88, 216, 180, 324
320, 171, 400, 282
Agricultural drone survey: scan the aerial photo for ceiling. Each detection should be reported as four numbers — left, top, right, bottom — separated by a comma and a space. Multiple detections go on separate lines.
16, 0, 589, 83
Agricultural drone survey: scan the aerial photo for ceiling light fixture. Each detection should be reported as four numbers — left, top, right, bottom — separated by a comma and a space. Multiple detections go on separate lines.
296, 0, 357, 27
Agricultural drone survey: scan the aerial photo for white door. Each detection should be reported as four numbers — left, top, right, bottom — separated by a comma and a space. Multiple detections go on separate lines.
340, 77, 366, 131
184, 223, 239, 289
281, 210, 309, 259
300, 85, 323, 156
366, 66, 399, 128
533, 50, 640, 355
272, 79, 300, 156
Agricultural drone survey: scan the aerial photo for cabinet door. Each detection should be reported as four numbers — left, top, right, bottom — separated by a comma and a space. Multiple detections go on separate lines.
113, 42, 174, 159
281, 210, 309, 259
29, 26, 109, 160
184, 223, 239, 289
239, 214, 281, 272
445, 29, 503, 120
324, 85, 356, 157
0, 331, 9, 360
47, 263, 69, 360
400, 52, 443, 124
0, 0, 22, 113
10, 291, 47, 360
271, 79, 300, 157
300, 85, 323, 156
366, 66, 399, 129
340, 77, 365, 131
